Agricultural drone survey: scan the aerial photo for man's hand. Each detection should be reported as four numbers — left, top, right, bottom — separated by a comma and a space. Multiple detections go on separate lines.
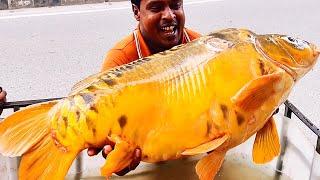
87, 144, 141, 176
0, 87, 7, 115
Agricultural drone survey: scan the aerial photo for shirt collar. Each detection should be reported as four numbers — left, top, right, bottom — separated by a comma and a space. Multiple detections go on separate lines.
134, 27, 190, 59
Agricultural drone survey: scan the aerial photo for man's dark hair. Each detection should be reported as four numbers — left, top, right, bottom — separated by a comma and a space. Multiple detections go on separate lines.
131, 0, 141, 7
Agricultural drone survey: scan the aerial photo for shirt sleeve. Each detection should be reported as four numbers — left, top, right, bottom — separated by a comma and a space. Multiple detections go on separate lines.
101, 49, 128, 72
186, 28, 202, 40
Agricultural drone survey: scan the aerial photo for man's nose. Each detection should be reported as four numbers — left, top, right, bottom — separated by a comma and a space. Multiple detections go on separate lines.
162, 7, 176, 21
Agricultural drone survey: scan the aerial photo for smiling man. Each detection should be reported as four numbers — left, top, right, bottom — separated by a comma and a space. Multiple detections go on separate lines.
89, 0, 201, 176
101, 0, 201, 70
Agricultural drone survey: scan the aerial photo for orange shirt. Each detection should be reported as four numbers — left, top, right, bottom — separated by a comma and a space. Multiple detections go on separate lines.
101, 28, 201, 71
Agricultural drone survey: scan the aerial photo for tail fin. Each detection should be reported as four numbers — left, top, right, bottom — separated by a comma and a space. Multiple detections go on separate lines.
0, 100, 58, 156
19, 133, 80, 179
0, 100, 80, 179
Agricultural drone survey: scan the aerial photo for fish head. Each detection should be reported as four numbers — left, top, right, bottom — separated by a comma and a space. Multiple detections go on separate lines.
255, 34, 319, 81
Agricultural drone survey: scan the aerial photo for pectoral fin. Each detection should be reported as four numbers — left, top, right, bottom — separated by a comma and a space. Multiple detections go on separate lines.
100, 136, 136, 177
252, 116, 280, 164
196, 150, 226, 180
231, 73, 282, 112
181, 134, 229, 156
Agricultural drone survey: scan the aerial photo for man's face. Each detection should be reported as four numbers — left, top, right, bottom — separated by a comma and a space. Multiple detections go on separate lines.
134, 0, 185, 52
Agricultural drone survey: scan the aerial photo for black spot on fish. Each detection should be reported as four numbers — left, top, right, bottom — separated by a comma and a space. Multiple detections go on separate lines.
259, 59, 267, 75
63, 116, 68, 127
108, 130, 112, 136
90, 104, 98, 113
206, 120, 212, 136
81, 93, 94, 104
119, 66, 126, 71
87, 85, 98, 92
76, 110, 80, 121
118, 115, 127, 128
92, 128, 97, 137
113, 71, 122, 77
106, 74, 112, 78
220, 104, 228, 119
236, 112, 245, 126
103, 78, 117, 86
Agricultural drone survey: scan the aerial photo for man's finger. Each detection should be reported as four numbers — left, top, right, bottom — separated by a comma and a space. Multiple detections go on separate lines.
102, 145, 113, 159
87, 147, 102, 156
115, 167, 131, 176
0, 90, 7, 101
115, 149, 141, 176
0, 88, 6, 115
130, 149, 141, 170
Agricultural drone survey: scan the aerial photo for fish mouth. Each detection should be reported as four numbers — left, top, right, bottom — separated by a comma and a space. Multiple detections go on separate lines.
254, 39, 298, 81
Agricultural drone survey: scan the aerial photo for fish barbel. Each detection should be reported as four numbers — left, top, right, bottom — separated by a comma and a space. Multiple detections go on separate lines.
0, 28, 318, 180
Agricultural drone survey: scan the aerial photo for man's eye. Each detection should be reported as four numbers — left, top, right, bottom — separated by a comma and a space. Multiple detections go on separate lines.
171, 3, 182, 10
149, 5, 161, 12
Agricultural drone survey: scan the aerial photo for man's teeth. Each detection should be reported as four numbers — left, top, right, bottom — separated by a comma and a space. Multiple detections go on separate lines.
162, 26, 175, 31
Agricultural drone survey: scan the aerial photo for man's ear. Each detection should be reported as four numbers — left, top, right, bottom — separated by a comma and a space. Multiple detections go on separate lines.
132, 4, 140, 21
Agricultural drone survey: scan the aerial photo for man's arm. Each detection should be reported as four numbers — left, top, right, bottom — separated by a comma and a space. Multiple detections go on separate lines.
0, 87, 7, 115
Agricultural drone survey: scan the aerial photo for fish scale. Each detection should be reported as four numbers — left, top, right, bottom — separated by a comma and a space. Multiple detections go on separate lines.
0, 28, 318, 180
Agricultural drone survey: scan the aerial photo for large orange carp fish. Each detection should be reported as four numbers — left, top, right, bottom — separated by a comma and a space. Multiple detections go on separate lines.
0, 28, 319, 180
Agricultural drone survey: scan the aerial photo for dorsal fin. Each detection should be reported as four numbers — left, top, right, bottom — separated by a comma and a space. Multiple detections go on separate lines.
70, 38, 223, 96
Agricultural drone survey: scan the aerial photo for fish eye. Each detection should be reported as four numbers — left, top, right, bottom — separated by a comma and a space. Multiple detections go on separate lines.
281, 36, 309, 50
287, 36, 296, 42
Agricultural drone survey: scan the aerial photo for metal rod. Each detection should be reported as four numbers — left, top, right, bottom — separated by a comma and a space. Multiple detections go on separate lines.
275, 104, 291, 179
0, 97, 64, 110
284, 102, 293, 118
317, 137, 320, 154
75, 154, 83, 180
284, 100, 320, 137
13, 106, 20, 112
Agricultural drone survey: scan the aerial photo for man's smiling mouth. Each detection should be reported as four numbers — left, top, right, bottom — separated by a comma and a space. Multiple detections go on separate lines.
160, 25, 177, 36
